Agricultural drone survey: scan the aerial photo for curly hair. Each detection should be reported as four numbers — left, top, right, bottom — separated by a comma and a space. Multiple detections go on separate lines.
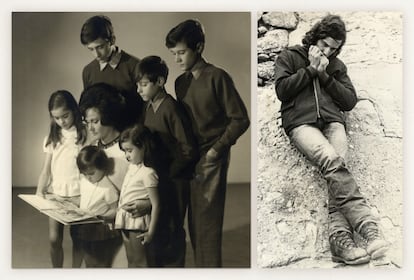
79, 83, 125, 131
302, 15, 347, 56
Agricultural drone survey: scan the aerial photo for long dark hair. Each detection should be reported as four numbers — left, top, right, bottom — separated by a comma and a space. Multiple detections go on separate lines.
46, 90, 86, 148
119, 124, 159, 171
302, 15, 347, 57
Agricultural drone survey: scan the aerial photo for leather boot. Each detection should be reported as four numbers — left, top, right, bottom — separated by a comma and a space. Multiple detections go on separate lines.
329, 231, 370, 265
358, 222, 389, 259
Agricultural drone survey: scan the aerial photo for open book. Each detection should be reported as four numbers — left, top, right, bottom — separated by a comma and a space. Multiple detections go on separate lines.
18, 194, 104, 225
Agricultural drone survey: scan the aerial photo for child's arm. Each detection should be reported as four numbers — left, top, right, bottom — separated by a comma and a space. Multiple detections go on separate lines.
121, 199, 152, 218
98, 182, 120, 221
142, 187, 160, 245
100, 201, 118, 220
36, 153, 52, 197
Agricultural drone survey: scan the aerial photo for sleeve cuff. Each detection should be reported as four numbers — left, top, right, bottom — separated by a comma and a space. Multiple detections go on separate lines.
305, 66, 318, 78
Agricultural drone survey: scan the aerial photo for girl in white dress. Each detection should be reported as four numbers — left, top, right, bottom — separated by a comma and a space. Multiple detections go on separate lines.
36, 90, 87, 267
71, 145, 121, 267
115, 124, 161, 267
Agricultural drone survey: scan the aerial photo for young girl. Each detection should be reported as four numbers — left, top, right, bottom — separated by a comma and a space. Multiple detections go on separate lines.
70, 145, 122, 267
115, 124, 161, 267
36, 90, 87, 267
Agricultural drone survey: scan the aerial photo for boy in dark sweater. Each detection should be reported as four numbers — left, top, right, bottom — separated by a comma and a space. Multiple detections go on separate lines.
80, 15, 143, 129
166, 19, 250, 267
138, 55, 197, 267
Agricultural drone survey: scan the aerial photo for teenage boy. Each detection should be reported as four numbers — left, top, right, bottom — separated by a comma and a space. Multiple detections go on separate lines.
138, 55, 197, 267
166, 19, 250, 267
80, 15, 143, 128
274, 14, 388, 265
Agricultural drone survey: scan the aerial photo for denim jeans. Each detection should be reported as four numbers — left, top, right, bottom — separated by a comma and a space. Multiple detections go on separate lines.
188, 150, 230, 267
289, 122, 376, 236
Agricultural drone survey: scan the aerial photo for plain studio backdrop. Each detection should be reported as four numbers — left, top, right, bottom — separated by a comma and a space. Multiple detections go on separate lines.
12, 12, 251, 188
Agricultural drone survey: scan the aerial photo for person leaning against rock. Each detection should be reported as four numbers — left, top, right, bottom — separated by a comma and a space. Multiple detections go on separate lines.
274, 14, 389, 265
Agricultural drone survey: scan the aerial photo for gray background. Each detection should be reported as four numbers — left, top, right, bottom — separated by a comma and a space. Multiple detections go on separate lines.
12, 12, 251, 187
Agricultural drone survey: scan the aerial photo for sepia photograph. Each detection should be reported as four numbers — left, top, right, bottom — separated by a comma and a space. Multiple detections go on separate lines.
257, 11, 402, 268
12, 12, 251, 268
5, 0, 414, 279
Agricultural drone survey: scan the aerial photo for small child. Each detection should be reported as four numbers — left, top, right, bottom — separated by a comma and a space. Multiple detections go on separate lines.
115, 124, 161, 267
36, 90, 87, 267
70, 145, 122, 268
138, 55, 197, 266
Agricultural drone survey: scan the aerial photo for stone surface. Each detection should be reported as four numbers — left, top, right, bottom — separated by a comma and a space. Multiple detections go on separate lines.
257, 61, 275, 81
257, 12, 403, 268
257, 29, 289, 54
258, 26, 268, 36
262, 12, 299, 30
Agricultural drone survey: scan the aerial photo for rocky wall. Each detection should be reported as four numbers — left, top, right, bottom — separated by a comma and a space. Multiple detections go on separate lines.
257, 12, 403, 268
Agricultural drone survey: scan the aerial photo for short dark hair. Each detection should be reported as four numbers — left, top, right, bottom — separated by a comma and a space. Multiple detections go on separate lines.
79, 83, 124, 131
137, 56, 169, 83
80, 15, 115, 45
119, 124, 158, 170
302, 15, 347, 56
77, 145, 110, 174
165, 19, 205, 50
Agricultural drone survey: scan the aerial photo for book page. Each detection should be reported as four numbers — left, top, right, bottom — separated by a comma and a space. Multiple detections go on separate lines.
18, 194, 102, 225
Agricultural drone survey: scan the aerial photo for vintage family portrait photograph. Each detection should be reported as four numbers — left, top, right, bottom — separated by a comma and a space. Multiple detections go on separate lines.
11, 12, 251, 268
257, 11, 402, 268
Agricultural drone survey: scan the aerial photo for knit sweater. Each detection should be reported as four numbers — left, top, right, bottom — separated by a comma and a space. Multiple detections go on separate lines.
175, 63, 250, 155
144, 93, 197, 179
82, 50, 144, 126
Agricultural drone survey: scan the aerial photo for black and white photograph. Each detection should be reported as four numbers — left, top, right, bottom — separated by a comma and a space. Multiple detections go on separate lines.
257, 11, 402, 268
11, 12, 251, 268
5, 0, 414, 279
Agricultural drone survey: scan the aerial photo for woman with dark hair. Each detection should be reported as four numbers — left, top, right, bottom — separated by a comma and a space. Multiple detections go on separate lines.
74, 83, 151, 267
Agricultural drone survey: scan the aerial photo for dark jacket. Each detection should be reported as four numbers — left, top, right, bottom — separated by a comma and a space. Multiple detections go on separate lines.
274, 45, 357, 134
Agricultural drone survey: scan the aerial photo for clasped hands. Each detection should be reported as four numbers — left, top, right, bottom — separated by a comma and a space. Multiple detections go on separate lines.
308, 45, 329, 72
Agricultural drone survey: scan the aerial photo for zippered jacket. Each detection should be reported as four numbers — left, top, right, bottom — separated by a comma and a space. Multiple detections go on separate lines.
274, 45, 357, 134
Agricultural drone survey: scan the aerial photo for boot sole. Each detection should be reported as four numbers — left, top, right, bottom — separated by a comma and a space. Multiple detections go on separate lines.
367, 241, 389, 259
332, 255, 371, 265
369, 246, 389, 260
